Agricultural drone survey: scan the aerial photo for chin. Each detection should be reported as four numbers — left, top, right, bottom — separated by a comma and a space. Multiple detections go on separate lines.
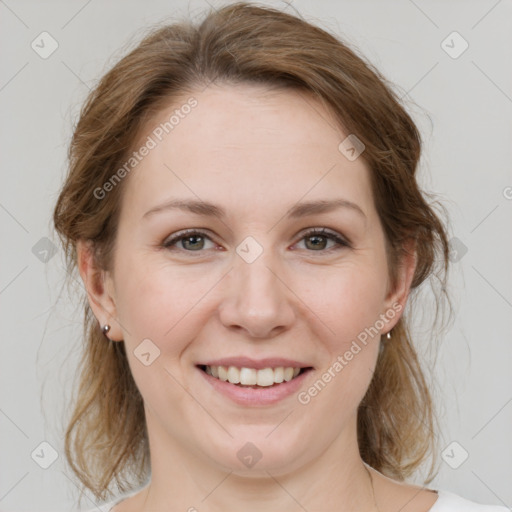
204, 431, 307, 475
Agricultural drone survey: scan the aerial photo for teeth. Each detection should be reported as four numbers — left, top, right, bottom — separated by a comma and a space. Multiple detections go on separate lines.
257, 368, 274, 386
203, 365, 304, 386
227, 366, 241, 384
239, 367, 257, 385
218, 366, 228, 382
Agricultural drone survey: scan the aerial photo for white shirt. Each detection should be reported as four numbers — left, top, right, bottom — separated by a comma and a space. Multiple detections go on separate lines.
82, 488, 510, 511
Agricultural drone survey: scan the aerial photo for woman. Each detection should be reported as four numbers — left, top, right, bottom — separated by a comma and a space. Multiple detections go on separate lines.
53, 2, 508, 511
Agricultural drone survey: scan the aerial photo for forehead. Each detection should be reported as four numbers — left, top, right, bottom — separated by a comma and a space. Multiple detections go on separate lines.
122, 83, 374, 222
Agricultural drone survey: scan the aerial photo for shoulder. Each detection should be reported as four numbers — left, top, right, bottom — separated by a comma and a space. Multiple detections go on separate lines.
433, 489, 510, 511
79, 504, 115, 512
79, 487, 145, 512
80, 485, 149, 512
368, 466, 508, 512
80, 500, 119, 512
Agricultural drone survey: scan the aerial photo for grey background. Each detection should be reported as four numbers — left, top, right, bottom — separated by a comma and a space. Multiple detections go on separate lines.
1, 0, 511, 510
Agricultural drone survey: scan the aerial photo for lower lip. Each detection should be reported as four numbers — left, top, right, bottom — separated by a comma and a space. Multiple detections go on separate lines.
197, 367, 313, 406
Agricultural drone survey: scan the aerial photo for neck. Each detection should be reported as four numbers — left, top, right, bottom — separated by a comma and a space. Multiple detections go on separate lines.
141, 411, 377, 511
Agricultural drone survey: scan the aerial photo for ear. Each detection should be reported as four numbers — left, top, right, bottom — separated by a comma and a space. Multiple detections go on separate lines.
76, 239, 123, 342
381, 237, 417, 332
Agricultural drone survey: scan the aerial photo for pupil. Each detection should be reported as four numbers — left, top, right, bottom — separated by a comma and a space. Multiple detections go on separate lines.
183, 235, 203, 250
307, 235, 326, 250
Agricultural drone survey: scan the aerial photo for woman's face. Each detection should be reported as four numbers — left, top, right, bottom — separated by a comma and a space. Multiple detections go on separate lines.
83, 83, 414, 476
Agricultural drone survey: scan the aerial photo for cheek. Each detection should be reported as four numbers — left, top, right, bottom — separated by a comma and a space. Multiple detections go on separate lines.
306, 261, 387, 399
113, 253, 178, 340
112, 260, 201, 401
319, 262, 388, 343
114, 253, 226, 355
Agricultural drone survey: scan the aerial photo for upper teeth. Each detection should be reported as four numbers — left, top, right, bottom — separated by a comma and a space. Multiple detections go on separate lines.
205, 365, 301, 386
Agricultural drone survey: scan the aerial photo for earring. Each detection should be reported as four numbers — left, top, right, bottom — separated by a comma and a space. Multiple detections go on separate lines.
379, 330, 391, 356
102, 324, 111, 339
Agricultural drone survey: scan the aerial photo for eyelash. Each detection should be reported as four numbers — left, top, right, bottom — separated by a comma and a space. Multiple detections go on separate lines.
162, 228, 351, 255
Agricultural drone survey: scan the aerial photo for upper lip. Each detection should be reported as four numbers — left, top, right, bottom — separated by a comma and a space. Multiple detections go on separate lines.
197, 357, 313, 370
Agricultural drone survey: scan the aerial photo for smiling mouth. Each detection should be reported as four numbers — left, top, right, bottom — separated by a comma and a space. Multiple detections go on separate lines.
197, 364, 313, 388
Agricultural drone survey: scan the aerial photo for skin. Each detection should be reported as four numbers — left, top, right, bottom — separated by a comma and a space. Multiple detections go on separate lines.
78, 84, 439, 511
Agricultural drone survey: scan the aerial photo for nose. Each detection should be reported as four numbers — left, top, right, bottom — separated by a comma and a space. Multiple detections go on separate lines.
218, 249, 296, 339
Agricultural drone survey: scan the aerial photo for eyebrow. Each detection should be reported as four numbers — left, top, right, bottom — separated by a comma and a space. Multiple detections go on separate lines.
143, 198, 366, 221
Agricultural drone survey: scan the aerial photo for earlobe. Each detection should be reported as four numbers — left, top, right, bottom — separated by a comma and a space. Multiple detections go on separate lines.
76, 239, 123, 342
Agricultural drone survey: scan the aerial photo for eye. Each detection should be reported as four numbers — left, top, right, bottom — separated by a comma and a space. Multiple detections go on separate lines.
162, 227, 350, 254
294, 228, 351, 252
162, 229, 216, 253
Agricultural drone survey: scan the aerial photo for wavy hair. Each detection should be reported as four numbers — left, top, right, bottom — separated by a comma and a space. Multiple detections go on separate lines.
53, 1, 452, 502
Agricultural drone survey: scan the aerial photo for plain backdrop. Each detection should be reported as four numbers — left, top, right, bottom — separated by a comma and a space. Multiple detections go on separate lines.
1, 0, 511, 510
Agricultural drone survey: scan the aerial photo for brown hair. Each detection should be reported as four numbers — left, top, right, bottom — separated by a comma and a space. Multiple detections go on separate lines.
53, 1, 452, 502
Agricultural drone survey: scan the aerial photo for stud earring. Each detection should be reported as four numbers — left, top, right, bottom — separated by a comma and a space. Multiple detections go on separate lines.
379, 329, 391, 356
102, 324, 111, 339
